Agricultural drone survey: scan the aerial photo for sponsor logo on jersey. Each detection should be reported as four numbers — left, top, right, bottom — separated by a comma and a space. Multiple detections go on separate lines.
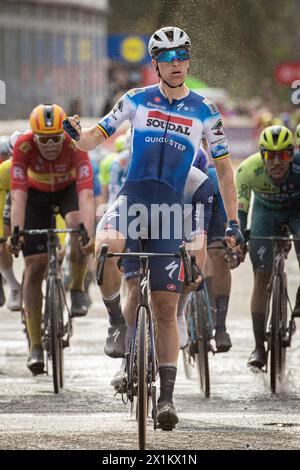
146, 110, 192, 136
166, 283, 176, 291
103, 223, 114, 230
78, 163, 92, 180
147, 101, 167, 111
19, 141, 31, 154
144, 136, 186, 151
258, 245, 266, 262
12, 165, 26, 181
112, 99, 124, 120
154, 96, 161, 103
211, 119, 224, 136
165, 260, 179, 279
210, 138, 226, 145
203, 98, 218, 115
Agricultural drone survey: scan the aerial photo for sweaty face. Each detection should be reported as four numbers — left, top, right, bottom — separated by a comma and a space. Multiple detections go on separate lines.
35, 134, 64, 161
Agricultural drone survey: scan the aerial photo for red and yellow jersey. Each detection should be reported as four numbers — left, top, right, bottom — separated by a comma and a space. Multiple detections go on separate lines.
11, 131, 93, 193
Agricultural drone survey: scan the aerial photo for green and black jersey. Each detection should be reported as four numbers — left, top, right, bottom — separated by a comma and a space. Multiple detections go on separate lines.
236, 151, 300, 215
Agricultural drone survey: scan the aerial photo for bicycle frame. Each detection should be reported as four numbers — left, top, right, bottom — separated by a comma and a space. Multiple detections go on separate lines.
12, 221, 88, 392
125, 253, 158, 424
245, 232, 299, 382
96, 243, 187, 446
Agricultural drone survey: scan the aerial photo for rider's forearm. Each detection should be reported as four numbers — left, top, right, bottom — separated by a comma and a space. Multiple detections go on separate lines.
11, 189, 27, 230
188, 234, 207, 271
75, 126, 105, 151
215, 157, 238, 221
194, 246, 207, 273
78, 189, 95, 237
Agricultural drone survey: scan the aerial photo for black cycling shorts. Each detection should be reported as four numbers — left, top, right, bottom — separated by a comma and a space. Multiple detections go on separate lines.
22, 182, 79, 257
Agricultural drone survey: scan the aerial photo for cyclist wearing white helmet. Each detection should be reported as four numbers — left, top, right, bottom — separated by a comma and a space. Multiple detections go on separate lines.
0, 130, 25, 161
64, 25, 242, 431
148, 26, 191, 89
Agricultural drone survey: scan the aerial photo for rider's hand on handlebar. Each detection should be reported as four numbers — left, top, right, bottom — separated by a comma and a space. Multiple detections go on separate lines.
7, 235, 25, 256
78, 235, 95, 255
225, 220, 244, 248
181, 271, 203, 293
227, 245, 248, 265
224, 246, 243, 269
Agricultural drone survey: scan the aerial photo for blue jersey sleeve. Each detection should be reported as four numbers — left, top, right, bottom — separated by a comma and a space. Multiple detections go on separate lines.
97, 89, 140, 138
191, 178, 214, 235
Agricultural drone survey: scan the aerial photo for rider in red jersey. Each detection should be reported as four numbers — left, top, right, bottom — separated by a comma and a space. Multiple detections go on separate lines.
10, 104, 94, 375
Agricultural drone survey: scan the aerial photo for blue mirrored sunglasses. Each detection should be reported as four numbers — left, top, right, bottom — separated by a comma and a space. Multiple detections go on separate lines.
156, 49, 190, 63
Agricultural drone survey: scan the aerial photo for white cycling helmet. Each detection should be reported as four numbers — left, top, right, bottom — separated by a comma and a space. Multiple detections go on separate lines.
9, 129, 25, 152
0, 136, 10, 156
148, 26, 191, 57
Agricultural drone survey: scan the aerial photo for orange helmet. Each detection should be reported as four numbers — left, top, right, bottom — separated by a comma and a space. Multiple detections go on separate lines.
29, 104, 66, 135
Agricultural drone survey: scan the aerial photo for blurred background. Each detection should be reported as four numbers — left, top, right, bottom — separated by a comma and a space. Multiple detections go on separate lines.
0, 0, 300, 156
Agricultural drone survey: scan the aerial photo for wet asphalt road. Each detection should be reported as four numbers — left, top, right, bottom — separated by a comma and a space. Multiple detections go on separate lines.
0, 255, 300, 451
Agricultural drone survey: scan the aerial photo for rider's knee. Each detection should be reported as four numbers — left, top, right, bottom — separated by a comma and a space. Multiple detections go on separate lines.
152, 295, 178, 323
127, 279, 138, 299
254, 270, 271, 284
95, 230, 125, 257
25, 256, 48, 281
64, 211, 80, 228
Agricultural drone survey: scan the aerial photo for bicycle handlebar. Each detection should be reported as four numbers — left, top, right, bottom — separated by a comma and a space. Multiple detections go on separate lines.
243, 229, 300, 243
78, 222, 90, 245
96, 243, 199, 287
10, 223, 89, 257
12, 225, 20, 258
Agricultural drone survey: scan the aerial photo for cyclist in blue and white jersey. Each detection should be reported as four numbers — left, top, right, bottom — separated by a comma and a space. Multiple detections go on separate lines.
63, 26, 243, 431
194, 145, 236, 352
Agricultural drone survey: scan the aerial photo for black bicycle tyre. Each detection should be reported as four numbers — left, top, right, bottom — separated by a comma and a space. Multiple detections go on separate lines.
57, 281, 65, 389
278, 274, 287, 381
194, 291, 210, 398
47, 276, 64, 394
136, 306, 149, 450
270, 275, 281, 394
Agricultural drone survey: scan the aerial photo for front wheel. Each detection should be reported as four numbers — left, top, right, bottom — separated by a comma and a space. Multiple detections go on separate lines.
136, 306, 149, 450
45, 276, 64, 394
194, 290, 210, 398
270, 275, 281, 394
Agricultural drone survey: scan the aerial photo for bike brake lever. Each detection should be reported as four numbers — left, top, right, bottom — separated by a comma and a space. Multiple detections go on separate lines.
12, 225, 20, 258
96, 244, 108, 286
78, 222, 89, 245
